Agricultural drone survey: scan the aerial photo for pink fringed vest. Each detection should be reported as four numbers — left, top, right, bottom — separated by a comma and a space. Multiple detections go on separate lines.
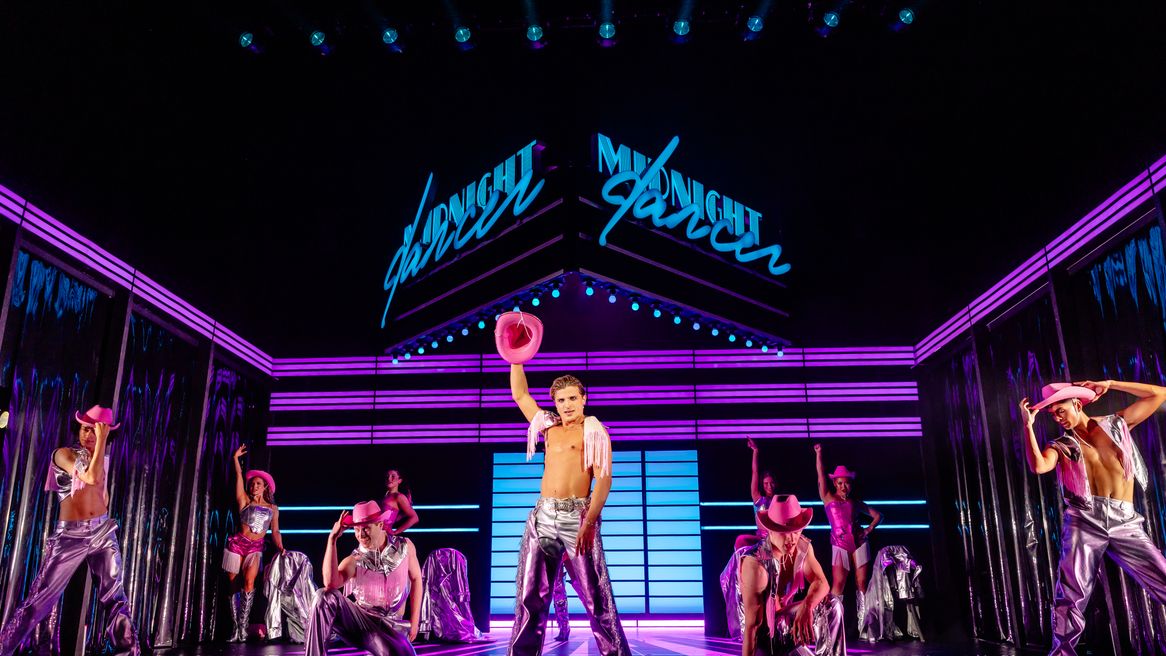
1048, 414, 1149, 510
526, 411, 612, 478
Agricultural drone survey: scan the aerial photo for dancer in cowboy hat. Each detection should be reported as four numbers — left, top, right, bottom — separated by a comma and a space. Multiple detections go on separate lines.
1020, 379, 1166, 655
498, 311, 630, 656
0, 405, 139, 655
740, 495, 845, 656
814, 443, 881, 633
223, 444, 285, 642
735, 436, 779, 552
305, 500, 422, 656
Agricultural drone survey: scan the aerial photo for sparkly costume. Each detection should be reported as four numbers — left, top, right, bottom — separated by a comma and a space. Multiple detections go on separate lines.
224, 503, 275, 642
1046, 414, 1166, 656
305, 536, 416, 656
509, 412, 628, 656
0, 446, 138, 655
741, 537, 845, 656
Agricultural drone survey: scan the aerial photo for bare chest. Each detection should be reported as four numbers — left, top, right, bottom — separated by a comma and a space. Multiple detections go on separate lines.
1079, 427, 1125, 472
545, 425, 584, 458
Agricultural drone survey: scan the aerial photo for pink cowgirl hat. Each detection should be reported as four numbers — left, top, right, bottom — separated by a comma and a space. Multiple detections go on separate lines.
244, 470, 276, 494
757, 495, 814, 533
75, 405, 121, 430
341, 500, 387, 527
828, 466, 857, 480
1031, 382, 1098, 411
494, 311, 544, 365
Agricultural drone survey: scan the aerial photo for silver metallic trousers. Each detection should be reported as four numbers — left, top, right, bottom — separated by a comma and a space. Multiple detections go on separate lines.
305, 587, 416, 656
507, 497, 630, 656
1052, 497, 1166, 656
0, 515, 138, 655
754, 594, 846, 656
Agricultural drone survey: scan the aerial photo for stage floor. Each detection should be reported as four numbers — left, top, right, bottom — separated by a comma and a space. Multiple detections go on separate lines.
152, 629, 1035, 655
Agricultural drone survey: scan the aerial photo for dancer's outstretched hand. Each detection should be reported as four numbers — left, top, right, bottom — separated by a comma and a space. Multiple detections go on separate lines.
747, 436, 758, 451
577, 517, 597, 554
234, 444, 248, 460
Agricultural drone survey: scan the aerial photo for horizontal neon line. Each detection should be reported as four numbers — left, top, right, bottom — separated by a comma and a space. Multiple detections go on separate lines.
280, 505, 480, 511
280, 528, 480, 534
701, 524, 930, 530
699, 500, 926, 507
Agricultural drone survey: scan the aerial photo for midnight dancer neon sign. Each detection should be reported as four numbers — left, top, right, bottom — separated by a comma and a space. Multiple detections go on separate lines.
381, 141, 544, 328
595, 133, 790, 276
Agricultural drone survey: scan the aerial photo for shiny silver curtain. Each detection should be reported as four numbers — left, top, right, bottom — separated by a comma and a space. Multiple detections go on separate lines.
0, 250, 112, 655
920, 221, 1166, 654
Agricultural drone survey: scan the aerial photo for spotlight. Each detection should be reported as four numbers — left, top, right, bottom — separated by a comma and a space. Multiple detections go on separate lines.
711, 327, 720, 336
898, 8, 915, 24
729, 334, 737, 343
392, 356, 399, 365
673, 315, 682, 325
653, 309, 662, 318
746, 16, 764, 32
598, 21, 616, 39
745, 339, 754, 348
404, 352, 412, 360
652, 304, 662, 318
777, 346, 785, 358
455, 26, 472, 43
527, 25, 544, 42
461, 327, 470, 336
512, 305, 520, 312
692, 322, 701, 331
445, 334, 454, 343
418, 346, 426, 354
761, 344, 769, 353
823, 12, 840, 27
630, 297, 641, 311
239, 32, 254, 48
673, 19, 691, 36
585, 280, 595, 296
310, 30, 326, 46
431, 339, 439, 349
478, 319, 487, 329
550, 281, 562, 298
382, 27, 399, 44
607, 287, 618, 303
532, 297, 541, 307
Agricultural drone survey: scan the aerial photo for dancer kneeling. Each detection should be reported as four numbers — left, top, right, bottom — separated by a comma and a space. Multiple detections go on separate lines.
306, 501, 421, 656
224, 444, 285, 642
740, 495, 845, 656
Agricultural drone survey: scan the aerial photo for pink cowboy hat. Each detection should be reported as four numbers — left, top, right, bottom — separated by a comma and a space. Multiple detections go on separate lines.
74, 405, 121, 430
244, 469, 276, 495
341, 500, 388, 527
757, 494, 814, 533
828, 465, 857, 480
494, 311, 544, 365
1032, 382, 1098, 411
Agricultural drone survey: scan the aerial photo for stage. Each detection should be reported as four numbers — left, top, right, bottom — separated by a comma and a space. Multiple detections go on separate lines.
151, 629, 1035, 656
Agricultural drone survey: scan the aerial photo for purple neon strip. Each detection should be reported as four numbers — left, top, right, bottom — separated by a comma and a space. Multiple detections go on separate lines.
20, 220, 137, 289
810, 431, 921, 438
1045, 175, 1152, 263
807, 417, 921, 424
134, 270, 215, 325
802, 347, 914, 354
131, 277, 216, 338
22, 205, 136, 286
212, 328, 268, 366
269, 439, 373, 446
1047, 186, 1155, 268
276, 356, 381, 365
214, 324, 272, 365
371, 437, 481, 445
0, 183, 26, 206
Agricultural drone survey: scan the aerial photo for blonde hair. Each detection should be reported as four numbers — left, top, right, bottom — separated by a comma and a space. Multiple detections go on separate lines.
549, 375, 586, 401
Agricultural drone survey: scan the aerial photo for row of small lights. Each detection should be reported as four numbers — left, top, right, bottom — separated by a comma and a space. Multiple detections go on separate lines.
387, 275, 785, 364
237, 8, 916, 52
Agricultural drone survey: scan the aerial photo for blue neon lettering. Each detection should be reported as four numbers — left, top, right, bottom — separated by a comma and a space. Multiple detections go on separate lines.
597, 135, 790, 276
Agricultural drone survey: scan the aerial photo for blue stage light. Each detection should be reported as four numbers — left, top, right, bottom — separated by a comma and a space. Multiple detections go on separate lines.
392, 357, 399, 364
532, 297, 541, 307
692, 322, 700, 330
585, 286, 595, 296
431, 340, 439, 348
478, 320, 487, 329
239, 32, 254, 47
728, 334, 737, 343
418, 347, 425, 354
608, 294, 617, 304
673, 315, 682, 325
898, 8, 915, 24
747, 16, 764, 32
745, 339, 754, 348
527, 25, 544, 42
761, 345, 769, 353
598, 22, 616, 39
653, 309, 662, 318
711, 328, 720, 336
445, 335, 454, 343
673, 19, 690, 36
631, 301, 640, 311
823, 12, 840, 27
512, 305, 520, 312
461, 327, 469, 336
777, 347, 785, 358
310, 31, 326, 46
551, 288, 560, 298
404, 353, 412, 360
455, 26, 472, 43
382, 28, 399, 44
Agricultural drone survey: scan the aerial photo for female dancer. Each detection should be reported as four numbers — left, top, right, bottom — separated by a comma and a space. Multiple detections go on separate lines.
814, 443, 881, 631
734, 437, 778, 551
224, 444, 285, 642
382, 468, 419, 535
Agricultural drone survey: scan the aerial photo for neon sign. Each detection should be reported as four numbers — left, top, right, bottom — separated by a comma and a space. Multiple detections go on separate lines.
595, 134, 790, 276
381, 141, 544, 328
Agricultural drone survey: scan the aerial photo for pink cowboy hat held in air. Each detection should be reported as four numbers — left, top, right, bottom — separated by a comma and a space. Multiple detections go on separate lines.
494, 311, 544, 364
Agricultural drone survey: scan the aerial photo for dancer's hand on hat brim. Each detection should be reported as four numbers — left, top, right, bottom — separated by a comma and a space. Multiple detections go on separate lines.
1018, 398, 1038, 427
93, 422, 110, 442
330, 512, 350, 540
1073, 380, 1110, 397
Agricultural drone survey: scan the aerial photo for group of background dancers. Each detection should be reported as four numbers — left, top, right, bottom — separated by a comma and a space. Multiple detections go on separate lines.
2, 309, 1166, 656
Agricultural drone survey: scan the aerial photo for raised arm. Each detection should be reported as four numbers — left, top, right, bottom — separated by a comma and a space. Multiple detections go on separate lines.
85, 423, 110, 487
748, 436, 762, 503
405, 539, 423, 641
1019, 398, 1059, 474
270, 506, 286, 552
793, 547, 830, 645
390, 494, 419, 535
813, 443, 830, 502
739, 556, 765, 656
1078, 379, 1166, 429
510, 364, 542, 422
323, 511, 354, 590
233, 444, 249, 510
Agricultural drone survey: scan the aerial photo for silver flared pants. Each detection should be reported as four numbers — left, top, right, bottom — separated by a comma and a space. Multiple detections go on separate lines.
0, 515, 138, 655
305, 587, 416, 656
507, 498, 630, 656
1051, 497, 1166, 655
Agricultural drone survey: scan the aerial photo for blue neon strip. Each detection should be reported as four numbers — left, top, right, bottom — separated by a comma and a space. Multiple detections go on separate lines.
700, 524, 930, 531
280, 528, 480, 534
280, 505, 481, 511
699, 500, 926, 507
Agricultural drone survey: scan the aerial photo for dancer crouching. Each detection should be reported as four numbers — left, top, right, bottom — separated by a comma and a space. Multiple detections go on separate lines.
305, 501, 421, 656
